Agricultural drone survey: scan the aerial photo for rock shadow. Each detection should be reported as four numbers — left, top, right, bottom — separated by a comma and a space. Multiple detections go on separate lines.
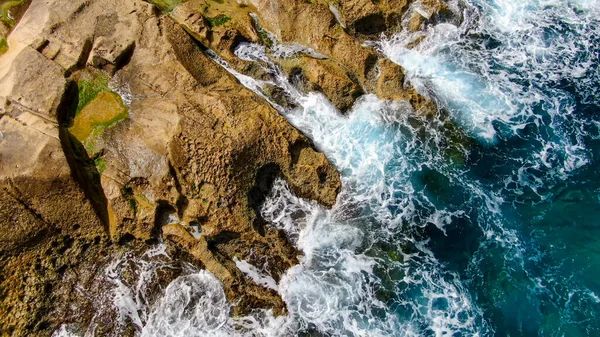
58, 81, 110, 234
248, 163, 281, 236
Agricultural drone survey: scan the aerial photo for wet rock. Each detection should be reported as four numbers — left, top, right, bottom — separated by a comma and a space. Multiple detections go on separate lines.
376, 58, 436, 115
249, 0, 377, 79
281, 56, 364, 113
333, 0, 409, 36
170, 0, 375, 113
376, 58, 406, 101
169, 0, 441, 114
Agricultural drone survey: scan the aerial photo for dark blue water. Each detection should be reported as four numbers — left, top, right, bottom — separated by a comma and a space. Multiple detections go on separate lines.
378, 0, 600, 335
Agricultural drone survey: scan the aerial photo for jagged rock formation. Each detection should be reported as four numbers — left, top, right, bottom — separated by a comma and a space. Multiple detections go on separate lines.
0, 0, 451, 335
169, 0, 446, 114
0, 0, 340, 335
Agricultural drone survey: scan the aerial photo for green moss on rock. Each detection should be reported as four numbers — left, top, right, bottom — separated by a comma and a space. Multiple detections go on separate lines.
0, 38, 7, 56
94, 157, 107, 174
69, 91, 128, 143
0, 0, 26, 26
206, 14, 231, 27
74, 74, 111, 116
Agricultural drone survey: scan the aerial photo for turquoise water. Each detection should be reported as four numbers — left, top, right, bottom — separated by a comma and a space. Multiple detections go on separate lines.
98, 0, 600, 336
377, 0, 600, 335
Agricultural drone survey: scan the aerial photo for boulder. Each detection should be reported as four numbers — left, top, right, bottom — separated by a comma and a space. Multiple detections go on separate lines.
1, 47, 67, 119
281, 56, 364, 113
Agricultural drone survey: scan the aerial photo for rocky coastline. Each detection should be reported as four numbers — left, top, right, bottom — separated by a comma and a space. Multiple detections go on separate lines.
0, 0, 450, 335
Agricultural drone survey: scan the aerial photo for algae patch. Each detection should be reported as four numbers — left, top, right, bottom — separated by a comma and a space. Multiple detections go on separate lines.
68, 72, 129, 156
0, 0, 28, 26
74, 73, 111, 115
69, 91, 128, 143
206, 14, 231, 28
0, 38, 7, 56
94, 157, 107, 174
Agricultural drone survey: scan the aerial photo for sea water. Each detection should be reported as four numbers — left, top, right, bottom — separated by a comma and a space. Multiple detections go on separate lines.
85, 0, 600, 335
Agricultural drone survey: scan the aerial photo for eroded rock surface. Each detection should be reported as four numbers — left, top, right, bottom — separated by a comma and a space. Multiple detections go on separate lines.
0, 0, 340, 335
167, 0, 454, 114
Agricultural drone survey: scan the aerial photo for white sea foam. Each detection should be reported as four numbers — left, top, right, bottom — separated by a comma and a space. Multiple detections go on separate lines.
51, 325, 82, 337
104, 244, 177, 332
109, 80, 133, 107
329, 4, 346, 28
381, 0, 599, 188
234, 258, 279, 291
141, 272, 231, 337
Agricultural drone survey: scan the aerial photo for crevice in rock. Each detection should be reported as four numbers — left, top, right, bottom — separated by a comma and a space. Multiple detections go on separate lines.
167, 160, 183, 195
317, 166, 328, 185
117, 233, 136, 245
364, 53, 379, 77
289, 67, 321, 94
167, 160, 189, 218
155, 200, 177, 226
74, 38, 94, 73
58, 86, 109, 234
229, 33, 250, 55
248, 163, 281, 237
207, 231, 241, 249
56, 80, 78, 127
352, 13, 387, 35
111, 41, 136, 74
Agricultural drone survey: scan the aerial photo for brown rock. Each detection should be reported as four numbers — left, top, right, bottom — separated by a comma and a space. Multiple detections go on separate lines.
0, 105, 109, 336
376, 58, 437, 115
376, 58, 406, 101
332, 0, 410, 36
1, 47, 68, 119
170, 0, 376, 113
2, 1, 342, 334
281, 56, 364, 112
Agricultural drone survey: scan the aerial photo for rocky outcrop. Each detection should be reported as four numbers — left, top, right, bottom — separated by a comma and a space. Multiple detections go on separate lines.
167, 0, 449, 114
0, 0, 456, 335
0, 0, 341, 335
0, 49, 109, 335
376, 58, 436, 115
